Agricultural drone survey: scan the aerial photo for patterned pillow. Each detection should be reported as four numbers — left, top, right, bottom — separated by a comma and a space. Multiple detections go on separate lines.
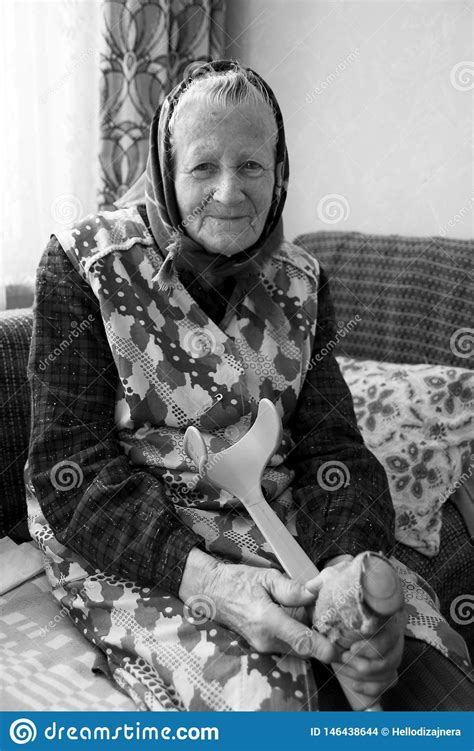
336, 357, 474, 557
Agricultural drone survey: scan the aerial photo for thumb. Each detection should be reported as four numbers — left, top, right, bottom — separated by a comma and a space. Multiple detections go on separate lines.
291, 625, 341, 664
304, 568, 335, 596
265, 571, 316, 607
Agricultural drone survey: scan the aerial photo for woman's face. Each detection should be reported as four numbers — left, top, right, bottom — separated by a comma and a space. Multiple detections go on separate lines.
172, 97, 276, 255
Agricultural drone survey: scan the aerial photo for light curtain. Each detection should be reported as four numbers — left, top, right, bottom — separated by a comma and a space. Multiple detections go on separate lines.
0, 0, 226, 308
99, 0, 226, 208
0, 1, 102, 306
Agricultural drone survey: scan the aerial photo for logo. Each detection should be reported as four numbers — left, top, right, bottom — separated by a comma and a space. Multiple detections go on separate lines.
450, 61, 474, 91
182, 329, 225, 359
450, 594, 474, 625
51, 193, 83, 226
50, 460, 84, 491
450, 327, 474, 359
183, 594, 216, 625
9, 719, 37, 745
317, 460, 350, 491
317, 194, 350, 224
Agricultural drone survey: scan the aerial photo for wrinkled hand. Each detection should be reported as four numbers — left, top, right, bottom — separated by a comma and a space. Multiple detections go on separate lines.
332, 608, 406, 701
306, 554, 406, 703
179, 548, 342, 663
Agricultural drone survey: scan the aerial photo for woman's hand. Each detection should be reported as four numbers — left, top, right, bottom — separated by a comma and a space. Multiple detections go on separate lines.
332, 608, 406, 700
308, 554, 406, 702
178, 548, 342, 663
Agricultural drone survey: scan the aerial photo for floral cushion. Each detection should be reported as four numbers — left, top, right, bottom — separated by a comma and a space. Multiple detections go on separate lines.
336, 357, 474, 557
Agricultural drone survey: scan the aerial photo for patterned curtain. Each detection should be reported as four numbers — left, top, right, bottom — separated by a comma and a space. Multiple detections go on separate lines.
99, 0, 226, 209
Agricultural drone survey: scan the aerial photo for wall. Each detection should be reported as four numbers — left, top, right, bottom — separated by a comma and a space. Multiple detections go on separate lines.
225, 0, 473, 241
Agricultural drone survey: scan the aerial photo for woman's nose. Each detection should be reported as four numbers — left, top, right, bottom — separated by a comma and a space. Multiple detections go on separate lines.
212, 169, 245, 204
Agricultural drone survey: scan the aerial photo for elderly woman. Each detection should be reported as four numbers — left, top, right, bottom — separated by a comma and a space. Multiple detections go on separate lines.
26, 60, 472, 711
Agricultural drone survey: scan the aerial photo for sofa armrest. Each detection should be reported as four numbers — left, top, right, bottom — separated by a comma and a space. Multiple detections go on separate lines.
0, 308, 33, 539
449, 474, 474, 539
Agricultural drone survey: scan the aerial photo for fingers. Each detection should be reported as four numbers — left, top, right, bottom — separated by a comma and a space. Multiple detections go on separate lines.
303, 568, 334, 596
340, 623, 404, 692
348, 612, 405, 660
348, 631, 404, 668
282, 604, 311, 625
333, 664, 399, 699
264, 570, 316, 607
262, 603, 341, 663
345, 637, 403, 674
339, 653, 388, 678
290, 625, 341, 664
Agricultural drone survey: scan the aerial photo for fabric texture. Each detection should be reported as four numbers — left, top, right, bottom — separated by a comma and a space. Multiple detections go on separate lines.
294, 232, 474, 369
337, 357, 474, 556
99, 0, 226, 208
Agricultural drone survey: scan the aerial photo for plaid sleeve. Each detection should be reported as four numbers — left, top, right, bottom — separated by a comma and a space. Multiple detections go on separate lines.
27, 237, 203, 596
288, 264, 396, 567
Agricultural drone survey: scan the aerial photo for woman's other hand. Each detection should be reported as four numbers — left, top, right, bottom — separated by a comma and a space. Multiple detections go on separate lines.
178, 548, 341, 663
307, 553, 406, 701
332, 608, 406, 700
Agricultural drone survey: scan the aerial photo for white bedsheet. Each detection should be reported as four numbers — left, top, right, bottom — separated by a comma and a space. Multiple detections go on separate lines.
0, 573, 136, 711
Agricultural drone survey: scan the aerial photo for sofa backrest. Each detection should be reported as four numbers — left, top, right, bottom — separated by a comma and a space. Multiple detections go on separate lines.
294, 232, 474, 368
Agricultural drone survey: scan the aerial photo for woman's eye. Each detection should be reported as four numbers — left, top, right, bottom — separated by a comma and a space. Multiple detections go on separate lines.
240, 161, 264, 175
191, 163, 216, 176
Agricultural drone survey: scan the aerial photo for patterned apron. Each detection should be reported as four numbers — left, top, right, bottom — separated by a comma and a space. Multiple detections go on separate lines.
25, 206, 473, 710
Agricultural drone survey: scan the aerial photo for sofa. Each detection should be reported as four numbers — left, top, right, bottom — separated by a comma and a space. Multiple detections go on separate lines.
1, 230, 473, 710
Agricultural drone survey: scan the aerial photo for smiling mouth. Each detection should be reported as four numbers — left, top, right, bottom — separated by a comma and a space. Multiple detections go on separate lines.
209, 215, 248, 221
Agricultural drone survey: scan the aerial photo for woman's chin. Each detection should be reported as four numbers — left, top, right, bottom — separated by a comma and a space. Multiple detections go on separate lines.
200, 235, 254, 257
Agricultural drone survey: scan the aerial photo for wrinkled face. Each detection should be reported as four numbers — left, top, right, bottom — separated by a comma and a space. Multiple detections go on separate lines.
172, 98, 277, 255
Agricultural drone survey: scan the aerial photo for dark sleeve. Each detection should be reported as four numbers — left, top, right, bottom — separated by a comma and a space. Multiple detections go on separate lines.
27, 237, 203, 596
288, 264, 396, 567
